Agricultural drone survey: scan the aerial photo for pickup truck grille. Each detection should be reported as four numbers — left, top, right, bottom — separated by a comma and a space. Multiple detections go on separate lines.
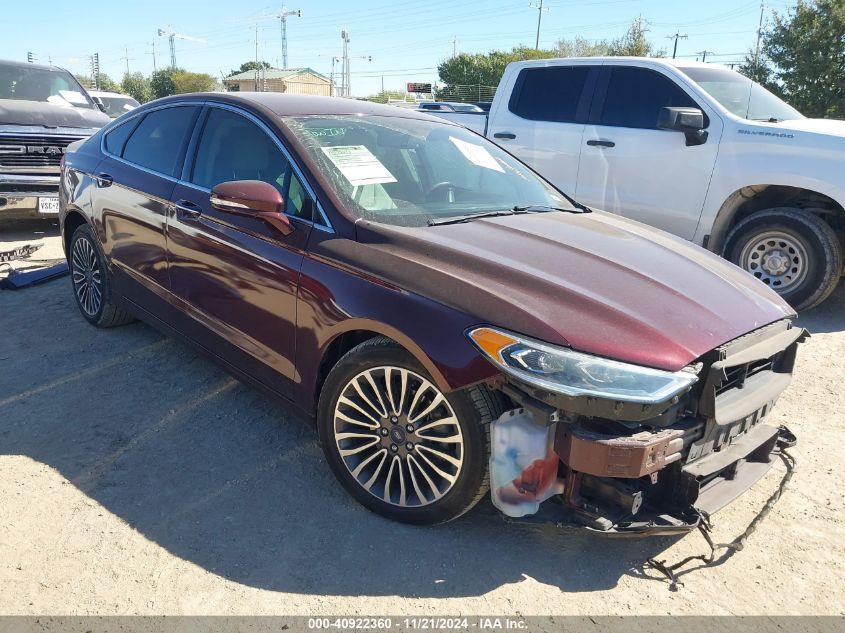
0, 134, 85, 168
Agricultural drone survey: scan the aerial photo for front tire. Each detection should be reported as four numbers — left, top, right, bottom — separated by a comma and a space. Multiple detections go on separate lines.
724, 207, 843, 311
317, 337, 506, 525
69, 224, 134, 328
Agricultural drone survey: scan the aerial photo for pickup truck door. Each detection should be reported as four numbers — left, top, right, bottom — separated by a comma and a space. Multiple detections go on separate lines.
486, 64, 598, 198
575, 65, 722, 240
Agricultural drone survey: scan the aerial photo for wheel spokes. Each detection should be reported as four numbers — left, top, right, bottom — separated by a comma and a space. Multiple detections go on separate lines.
333, 366, 464, 508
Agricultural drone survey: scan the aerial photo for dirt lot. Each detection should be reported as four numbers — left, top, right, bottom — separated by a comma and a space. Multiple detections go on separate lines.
1, 221, 844, 617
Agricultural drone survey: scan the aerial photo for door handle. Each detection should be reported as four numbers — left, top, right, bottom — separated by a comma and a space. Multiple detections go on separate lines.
95, 173, 113, 188
173, 199, 202, 220
493, 132, 517, 140
586, 139, 615, 148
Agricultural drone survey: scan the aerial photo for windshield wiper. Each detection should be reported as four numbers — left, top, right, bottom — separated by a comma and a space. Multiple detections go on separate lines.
512, 204, 584, 213
428, 210, 516, 226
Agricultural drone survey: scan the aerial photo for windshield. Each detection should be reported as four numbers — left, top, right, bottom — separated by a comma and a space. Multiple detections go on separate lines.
285, 114, 574, 227
97, 95, 140, 118
0, 62, 95, 108
680, 67, 803, 122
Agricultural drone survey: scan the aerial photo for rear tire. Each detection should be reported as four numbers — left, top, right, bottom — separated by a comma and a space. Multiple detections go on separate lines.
724, 207, 842, 311
69, 224, 134, 328
317, 337, 507, 525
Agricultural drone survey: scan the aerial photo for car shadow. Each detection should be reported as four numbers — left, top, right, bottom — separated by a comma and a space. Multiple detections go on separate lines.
795, 282, 845, 334
0, 280, 681, 597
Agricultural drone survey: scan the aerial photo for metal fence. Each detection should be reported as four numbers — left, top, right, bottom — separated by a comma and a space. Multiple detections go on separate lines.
435, 84, 497, 103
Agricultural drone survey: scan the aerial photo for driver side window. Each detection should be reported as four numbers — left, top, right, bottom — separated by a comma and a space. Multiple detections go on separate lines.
191, 108, 289, 193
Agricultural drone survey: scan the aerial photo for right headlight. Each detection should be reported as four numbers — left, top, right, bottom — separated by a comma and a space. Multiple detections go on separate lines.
467, 326, 698, 404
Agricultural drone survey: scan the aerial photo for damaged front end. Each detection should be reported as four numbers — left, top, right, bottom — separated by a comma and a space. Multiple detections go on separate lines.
480, 320, 806, 536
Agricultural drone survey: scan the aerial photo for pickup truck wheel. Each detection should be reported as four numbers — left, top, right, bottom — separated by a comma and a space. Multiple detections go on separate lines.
317, 337, 506, 525
724, 207, 843, 311
69, 224, 134, 328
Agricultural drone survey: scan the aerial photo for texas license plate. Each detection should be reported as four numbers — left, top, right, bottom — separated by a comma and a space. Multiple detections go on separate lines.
38, 197, 60, 214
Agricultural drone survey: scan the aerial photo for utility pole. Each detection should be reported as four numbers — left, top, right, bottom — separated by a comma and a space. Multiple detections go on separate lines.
255, 24, 260, 91
89, 53, 100, 89
26, 51, 35, 63
341, 29, 350, 97
754, 2, 765, 75
696, 50, 715, 62
452, 36, 457, 58
667, 32, 688, 59
148, 41, 157, 72
278, 6, 302, 70
330, 56, 339, 96
120, 47, 134, 75
529, 0, 549, 50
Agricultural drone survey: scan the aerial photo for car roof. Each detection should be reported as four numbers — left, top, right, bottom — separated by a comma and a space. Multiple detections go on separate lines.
0, 58, 69, 73
153, 92, 443, 121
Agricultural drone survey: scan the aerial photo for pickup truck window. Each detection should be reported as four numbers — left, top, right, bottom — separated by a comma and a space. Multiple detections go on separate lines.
600, 67, 698, 129
509, 66, 590, 123
679, 66, 804, 122
0, 61, 94, 108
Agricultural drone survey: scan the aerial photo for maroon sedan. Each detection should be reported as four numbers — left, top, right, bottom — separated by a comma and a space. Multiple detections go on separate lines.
59, 93, 802, 533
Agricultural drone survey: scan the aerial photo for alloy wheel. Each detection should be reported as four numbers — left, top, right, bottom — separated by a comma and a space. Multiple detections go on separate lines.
333, 366, 464, 508
71, 236, 103, 317
739, 230, 809, 291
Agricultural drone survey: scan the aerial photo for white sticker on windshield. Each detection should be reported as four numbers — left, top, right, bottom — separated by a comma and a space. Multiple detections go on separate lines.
320, 145, 397, 187
58, 90, 89, 105
449, 136, 504, 173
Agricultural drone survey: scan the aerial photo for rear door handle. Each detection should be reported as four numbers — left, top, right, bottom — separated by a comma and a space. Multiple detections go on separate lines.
95, 173, 113, 188
493, 132, 516, 140
173, 199, 202, 220
586, 139, 615, 148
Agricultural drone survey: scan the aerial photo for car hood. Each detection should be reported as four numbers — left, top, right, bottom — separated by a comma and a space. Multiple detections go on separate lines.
773, 117, 845, 138
353, 211, 794, 372
0, 99, 110, 130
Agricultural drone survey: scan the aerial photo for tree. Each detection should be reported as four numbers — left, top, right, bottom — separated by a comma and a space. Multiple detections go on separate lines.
556, 36, 612, 58
121, 72, 152, 103
438, 46, 558, 90
150, 68, 178, 99
750, 0, 845, 118
229, 61, 272, 76
96, 73, 121, 93
608, 18, 665, 57
171, 70, 217, 94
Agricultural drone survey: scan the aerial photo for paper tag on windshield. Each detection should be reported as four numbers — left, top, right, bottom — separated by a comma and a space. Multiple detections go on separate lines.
58, 90, 89, 105
320, 145, 397, 187
449, 136, 504, 173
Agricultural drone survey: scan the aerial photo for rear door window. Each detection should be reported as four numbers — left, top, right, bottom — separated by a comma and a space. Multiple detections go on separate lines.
509, 66, 591, 123
122, 106, 200, 177
599, 67, 699, 129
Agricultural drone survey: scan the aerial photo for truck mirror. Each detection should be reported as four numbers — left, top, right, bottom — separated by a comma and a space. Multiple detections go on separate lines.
657, 107, 708, 146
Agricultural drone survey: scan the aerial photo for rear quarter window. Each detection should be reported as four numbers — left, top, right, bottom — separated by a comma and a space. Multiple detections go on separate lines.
509, 66, 591, 123
103, 119, 138, 156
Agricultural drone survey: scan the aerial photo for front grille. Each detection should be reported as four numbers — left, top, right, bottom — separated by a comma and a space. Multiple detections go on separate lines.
714, 357, 775, 395
0, 134, 85, 168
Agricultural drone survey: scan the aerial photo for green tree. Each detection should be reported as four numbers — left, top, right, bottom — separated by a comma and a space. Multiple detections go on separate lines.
121, 72, 152, 103
751, 0, 845, 118
171, 70, 217, 94
438, 46, 557, 91
229, 61, 272, 76
95, 73, 121, 92
608, 18, 665, 57
150, 68, 178, 99
556, 35, 612, 57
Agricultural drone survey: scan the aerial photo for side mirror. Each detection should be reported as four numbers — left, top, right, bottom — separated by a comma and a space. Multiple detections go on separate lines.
210, 180, 294, 236
657, 107, 708, 146
92, 96, 107, 113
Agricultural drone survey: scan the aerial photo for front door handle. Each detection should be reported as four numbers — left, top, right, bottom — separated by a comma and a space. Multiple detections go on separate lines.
173, 199, 202, 220
95, 173, 113, 188
586, 139, 615, 148
493, 132, 517, 140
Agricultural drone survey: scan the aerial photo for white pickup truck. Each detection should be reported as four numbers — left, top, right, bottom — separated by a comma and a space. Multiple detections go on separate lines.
428, 57, 845, 310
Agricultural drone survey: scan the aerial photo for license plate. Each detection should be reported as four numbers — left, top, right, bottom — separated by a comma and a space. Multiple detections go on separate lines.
38, 197, 60, 214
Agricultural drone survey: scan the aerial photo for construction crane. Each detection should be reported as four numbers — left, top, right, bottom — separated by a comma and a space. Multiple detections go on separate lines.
157, 26, 205, 69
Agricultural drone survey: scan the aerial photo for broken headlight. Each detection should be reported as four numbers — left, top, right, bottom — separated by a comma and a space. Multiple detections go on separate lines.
467, 326, 697, 404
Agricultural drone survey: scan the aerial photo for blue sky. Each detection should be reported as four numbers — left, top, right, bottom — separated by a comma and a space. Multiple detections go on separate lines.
2, 0, 797, 96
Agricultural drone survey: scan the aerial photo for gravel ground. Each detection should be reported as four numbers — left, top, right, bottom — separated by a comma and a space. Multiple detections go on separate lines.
0, 222, 843, 617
